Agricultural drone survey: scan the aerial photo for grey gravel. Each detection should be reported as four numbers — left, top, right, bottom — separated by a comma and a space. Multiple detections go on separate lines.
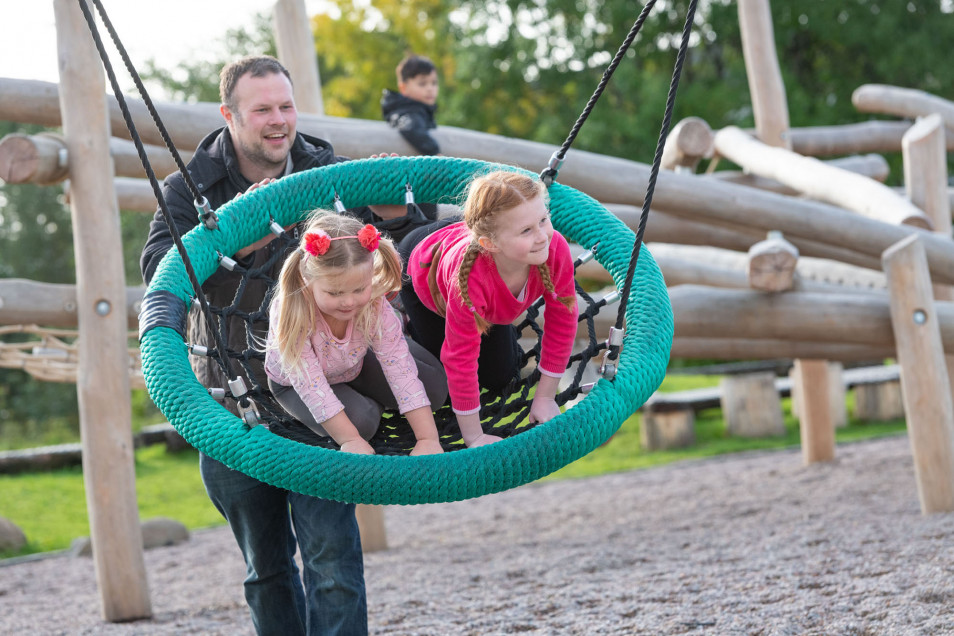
2, 433, 954, 635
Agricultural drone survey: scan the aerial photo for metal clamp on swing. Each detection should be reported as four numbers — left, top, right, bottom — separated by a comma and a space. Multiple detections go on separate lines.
405, 183, 416, 205
573, 245, 598, 268
599, 326, 625, 380
333, 192, 347, 214
539, 151, 565, 186
189, 344, 210, 357
217, 250, 238, 272
269, 217, 285, 236
226, 377, 260, 427
195, 196, 217, 230
208, 388, 226, 401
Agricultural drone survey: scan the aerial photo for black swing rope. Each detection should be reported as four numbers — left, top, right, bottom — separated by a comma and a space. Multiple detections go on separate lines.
539, 0, 699, 368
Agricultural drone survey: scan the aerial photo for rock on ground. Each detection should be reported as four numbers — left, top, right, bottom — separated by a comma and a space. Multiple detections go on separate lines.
1, 434, 953, 635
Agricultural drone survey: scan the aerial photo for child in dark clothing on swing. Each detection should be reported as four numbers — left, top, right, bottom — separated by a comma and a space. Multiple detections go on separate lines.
381, 54, 441, 156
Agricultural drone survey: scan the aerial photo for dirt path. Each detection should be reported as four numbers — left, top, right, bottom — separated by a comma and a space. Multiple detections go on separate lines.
3, 434, 953, 635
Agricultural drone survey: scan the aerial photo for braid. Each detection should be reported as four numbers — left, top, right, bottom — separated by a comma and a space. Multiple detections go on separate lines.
457, 242, 492, 334
537, 263, 577, 313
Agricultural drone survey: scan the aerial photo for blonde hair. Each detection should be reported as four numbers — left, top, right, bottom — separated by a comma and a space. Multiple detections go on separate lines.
271, 210, 403, 375
457, 171, 576, 334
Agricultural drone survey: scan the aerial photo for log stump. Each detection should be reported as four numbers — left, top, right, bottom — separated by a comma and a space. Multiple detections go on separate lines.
720, 372, 786, 437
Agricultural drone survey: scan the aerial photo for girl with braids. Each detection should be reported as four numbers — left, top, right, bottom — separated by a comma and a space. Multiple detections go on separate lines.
265, 211, 447, 455
399, 170, 577, 448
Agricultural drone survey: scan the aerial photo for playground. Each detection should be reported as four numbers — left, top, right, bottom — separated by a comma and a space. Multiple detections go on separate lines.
3, 435, 952, 634
3, 0, 954, 633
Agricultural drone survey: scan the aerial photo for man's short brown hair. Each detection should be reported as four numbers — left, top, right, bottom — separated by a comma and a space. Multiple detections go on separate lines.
219, 56, 292, 112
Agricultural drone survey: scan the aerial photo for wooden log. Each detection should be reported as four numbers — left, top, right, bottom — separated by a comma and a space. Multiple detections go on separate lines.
720, 372, 786, 437
902, 114, 954, 399
661, 117, 713, 172
882, 234, 954, 514
714, 126, 932, 229
747, 231, 799, 292
737, 0, 790, 148
354, 504, 387, 553
785, 121, 952, 156
667, 284, 954, 348
273, 0, 324, 116
671, 337, 893, 362
640, 409, 695, 451
53, 0, 150, 620
64, 177, 160, 214
853, 84, 954, 133
710, 153, 891, 194
652, 172, 954, 286
0, 279, 143, 329
792, 359, 836, 465
791, 361, 847, 429
853, 380, 904, 421
607, 204, 884, 271
0, 132, 68, 184
0, 133, 185, 184
8, 79, 954, 283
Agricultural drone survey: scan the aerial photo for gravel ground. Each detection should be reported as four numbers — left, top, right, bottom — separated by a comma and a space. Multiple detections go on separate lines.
3, 433, 954, 635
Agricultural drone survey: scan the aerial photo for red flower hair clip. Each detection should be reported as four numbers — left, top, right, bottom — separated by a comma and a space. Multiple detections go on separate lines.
357, 224, 381, 252
303, 230, 331, 257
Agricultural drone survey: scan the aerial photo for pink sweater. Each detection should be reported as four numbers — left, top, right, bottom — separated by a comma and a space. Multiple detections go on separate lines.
265, 296, 430, 423
408, 222, 578, 413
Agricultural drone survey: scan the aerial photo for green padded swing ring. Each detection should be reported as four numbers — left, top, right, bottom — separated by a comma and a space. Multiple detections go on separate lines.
140, 156, 673, 505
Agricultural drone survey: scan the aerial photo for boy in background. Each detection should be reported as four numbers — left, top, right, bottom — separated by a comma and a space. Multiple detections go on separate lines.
381, 54, 440, 155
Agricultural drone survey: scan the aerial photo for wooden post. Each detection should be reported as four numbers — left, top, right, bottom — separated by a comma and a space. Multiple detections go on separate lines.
747, 231, 799, 292
53, 0, 151, 620
737, 0, 790, 148
882, 234, 954, 514
273, 0, 324, 115
902, 115, 954, 398
660, 117, 713, 173
354, 504, 388, 552
720, 372, 786, 437
793, 359, 835, 464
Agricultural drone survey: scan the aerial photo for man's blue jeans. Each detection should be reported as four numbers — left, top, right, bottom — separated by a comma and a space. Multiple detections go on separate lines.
200, 453, 367, 635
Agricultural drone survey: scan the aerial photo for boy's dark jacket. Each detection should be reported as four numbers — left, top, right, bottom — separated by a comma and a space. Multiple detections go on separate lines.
381, 89, 440, 156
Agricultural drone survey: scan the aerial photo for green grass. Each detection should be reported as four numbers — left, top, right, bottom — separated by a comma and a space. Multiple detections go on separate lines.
0, 445, 221, 559
0, 374, 908, 560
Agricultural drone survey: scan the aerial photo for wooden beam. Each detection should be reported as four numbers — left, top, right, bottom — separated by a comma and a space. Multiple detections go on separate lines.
273, 0, 324, 115
882, 235, 954, 514
714, 126, 932, 229
0, 132, 187, 183
0, 132, 68, 184
670, 337, 893, 362
661, 117, 713, 172
747, 231, 798, 292
53, 0, 150, 621
853, 84, 954, 133
737, 0, 790, 148
709, 153, 891, 195
0, 279, 143, 329
667, 284, 954, 348
794, 359, 836, 464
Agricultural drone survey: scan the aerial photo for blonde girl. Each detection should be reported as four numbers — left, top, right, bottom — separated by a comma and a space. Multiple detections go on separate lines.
265, 211, 447, 455
398, 171, 577, 448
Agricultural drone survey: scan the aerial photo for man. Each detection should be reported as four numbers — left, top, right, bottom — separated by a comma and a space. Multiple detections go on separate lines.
141, 55, 412, 636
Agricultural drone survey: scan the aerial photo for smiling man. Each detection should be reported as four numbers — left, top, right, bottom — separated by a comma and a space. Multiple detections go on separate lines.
140, 56, 371, 636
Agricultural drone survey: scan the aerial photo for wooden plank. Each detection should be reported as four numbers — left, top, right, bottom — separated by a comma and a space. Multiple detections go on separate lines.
882, 235, 954, 514
53, 0, 151, 620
